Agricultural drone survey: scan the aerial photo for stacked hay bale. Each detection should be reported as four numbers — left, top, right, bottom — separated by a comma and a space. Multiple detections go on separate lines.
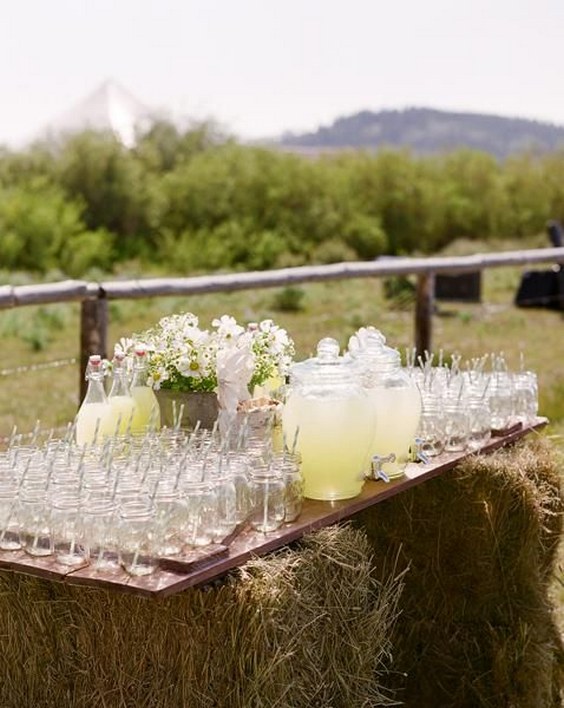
357, 436, 564, 707
0, 525, 402, 708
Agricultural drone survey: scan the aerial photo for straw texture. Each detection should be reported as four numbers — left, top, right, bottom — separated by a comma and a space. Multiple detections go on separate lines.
357, 435, 564, 707
0, 525, 402, 707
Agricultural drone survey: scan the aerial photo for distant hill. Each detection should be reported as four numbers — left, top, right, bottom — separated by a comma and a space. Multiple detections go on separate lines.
276, 107, 564, 160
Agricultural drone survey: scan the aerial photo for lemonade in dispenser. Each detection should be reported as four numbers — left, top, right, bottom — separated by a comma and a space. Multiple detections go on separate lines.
348, 327, 422, 480
281, 338, 376, 500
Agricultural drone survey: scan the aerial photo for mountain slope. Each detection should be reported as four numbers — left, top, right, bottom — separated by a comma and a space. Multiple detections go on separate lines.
277, 107, 564, 159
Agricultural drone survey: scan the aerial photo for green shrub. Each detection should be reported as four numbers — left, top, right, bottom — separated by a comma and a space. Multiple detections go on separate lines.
271, 286, 306, 312
0, 179, 88, 272
57, 228, 116, 277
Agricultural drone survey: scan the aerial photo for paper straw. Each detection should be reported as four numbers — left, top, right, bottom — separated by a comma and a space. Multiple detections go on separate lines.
7, 425, 18, 450
174, 403, 185, 431
112, 413, 123, 439
77, 444, 88, 497
148, 403, 159, 433
291, 426, 300, 456
263, 477, 269, 532
29, 420, 41, 447
124, 408, 135, 438
92, 417, 102, 446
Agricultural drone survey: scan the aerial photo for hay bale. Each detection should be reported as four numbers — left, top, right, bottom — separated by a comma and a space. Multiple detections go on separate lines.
357, 436, 564, 707
0, 525, 402, 708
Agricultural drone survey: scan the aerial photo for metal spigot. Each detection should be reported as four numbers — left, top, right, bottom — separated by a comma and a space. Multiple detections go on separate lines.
411, 437, 430, 465
365, 452, 396, 483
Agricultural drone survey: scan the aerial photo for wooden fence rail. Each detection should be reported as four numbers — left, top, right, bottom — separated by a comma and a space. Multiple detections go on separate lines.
1, 247, 563, 401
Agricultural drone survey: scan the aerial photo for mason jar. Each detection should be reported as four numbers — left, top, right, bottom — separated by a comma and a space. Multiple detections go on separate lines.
416, 392, 445, 458
248, 468, 285, 533
442, 399, 470, 452
19, 483, 53, 557
118, 499, 157, 576
513, 371, 539, 425
182, 480, 217, 548
152, 486, 187, 557
466, 397, 492, 451
81, 494, 119, 570
51, 491, 88, 567
0, 480, 21, 550
208, 471, 237, 543
226, 452, 251, 524
272, 452, 304, 523
488, 372, 514, 430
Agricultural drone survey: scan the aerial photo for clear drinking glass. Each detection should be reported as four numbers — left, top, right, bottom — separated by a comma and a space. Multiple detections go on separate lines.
182, 480, 217, 548
248, 468, 285, 533
51, 492, 88, 566
488, 372, 514, 430
82, 495, 119, 569
0, 480, 21, 550
118, 499, 157, 576
466, 398, 492, 450
19, 484, 53, 557
416, 393, 445, 458
442, 400, 469, 452
226, 452, 251, 524
272, 452, 304, 523
152, 487, 187, 557
513, 371, 539, 425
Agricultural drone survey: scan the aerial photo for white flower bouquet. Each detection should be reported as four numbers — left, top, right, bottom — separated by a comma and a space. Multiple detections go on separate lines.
116, 313, 294, 403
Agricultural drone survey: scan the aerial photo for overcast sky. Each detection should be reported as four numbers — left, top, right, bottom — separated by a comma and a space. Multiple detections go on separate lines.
2, 0, 564, 146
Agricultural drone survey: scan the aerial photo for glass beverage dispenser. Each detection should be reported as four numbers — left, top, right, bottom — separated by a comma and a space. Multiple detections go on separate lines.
282, 338, 376, 500
349, 328, 422, 480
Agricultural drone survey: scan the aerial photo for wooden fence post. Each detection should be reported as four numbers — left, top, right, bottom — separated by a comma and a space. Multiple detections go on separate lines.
79, 289, 108, 403
415, 272, 435, 359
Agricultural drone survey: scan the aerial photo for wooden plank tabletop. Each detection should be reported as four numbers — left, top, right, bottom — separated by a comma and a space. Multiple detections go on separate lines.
0, 418, 547, 599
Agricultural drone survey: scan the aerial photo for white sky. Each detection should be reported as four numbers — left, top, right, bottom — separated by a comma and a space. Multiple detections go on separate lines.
2, 0, 564, 146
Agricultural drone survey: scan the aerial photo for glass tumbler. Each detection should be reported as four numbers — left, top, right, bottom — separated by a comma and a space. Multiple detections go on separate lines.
466, 398, 492, 451
0, 481, 21, 550
248, 469, 285, 533
19, 484, 53, 557
209, 472, 237, 543
416, 394, 445, 458
488, 372, 514, 430
273, 453, 303, 523
513, 371, 539, 425
182, 480, 217, 548
227, 453, 251, 524
442, 400, 470, 453
51, 492, 88, 567
152, 488, 187, 557
82, 495, 119, 569
118, 500, 157, 576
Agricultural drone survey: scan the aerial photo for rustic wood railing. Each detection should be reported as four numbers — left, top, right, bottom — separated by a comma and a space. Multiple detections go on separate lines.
1, 247, 563, 401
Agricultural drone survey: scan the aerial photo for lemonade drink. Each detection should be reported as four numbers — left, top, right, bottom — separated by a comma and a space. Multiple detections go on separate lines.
76, 354, 114, 445
131, 385, 161, 433
76, 402, 114, 446
282, 392, 374, 500
366, 385, 422, 478
108, 395, 136, 436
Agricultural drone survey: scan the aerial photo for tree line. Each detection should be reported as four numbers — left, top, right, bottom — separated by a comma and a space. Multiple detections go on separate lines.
0, 120, 562, 277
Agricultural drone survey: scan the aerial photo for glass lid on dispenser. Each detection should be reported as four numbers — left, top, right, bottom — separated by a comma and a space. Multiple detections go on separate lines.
288, 337, 361, 391
348, 326, 401, 367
